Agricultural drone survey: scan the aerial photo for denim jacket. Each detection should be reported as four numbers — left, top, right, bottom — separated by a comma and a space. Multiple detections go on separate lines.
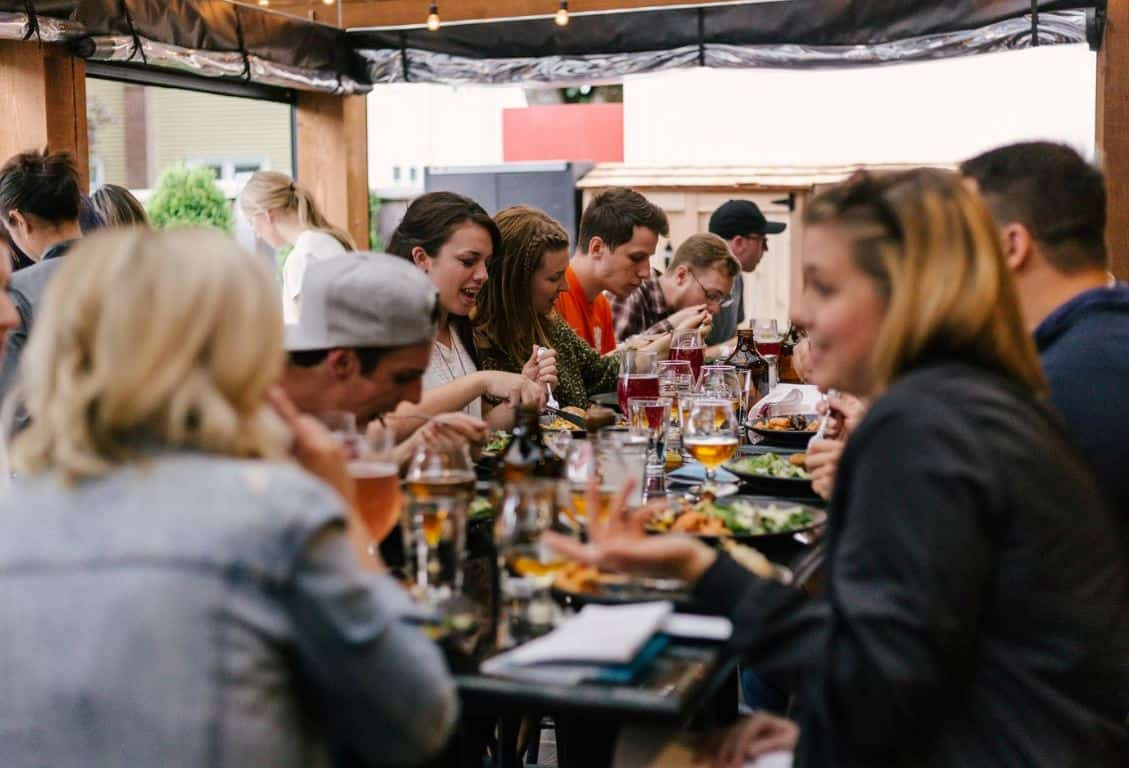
0, 452, 457, 767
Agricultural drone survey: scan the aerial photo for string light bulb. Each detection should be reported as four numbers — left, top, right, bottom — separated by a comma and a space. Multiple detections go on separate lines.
426, 3, 441, 32
258, 0, 269, 6
322, 0, 335, 5
555, 1, 570, 27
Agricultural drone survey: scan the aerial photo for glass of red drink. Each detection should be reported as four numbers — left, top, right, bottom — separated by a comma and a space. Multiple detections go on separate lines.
629, 397, 672, 465
617, 349, 659, 414
670, 328, 704, 381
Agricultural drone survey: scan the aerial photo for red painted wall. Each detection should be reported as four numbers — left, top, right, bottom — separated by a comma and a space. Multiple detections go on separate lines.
503, 103, 624, 163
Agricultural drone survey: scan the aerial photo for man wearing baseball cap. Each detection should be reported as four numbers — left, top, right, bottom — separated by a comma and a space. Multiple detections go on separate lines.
706, 200, 787, 347
282, 252, 442, 422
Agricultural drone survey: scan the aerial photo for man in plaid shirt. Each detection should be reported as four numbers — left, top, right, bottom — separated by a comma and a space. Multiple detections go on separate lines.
612, 232, 738, 342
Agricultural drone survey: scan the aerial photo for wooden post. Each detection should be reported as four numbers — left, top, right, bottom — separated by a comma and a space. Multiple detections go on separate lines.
0, 40, 89, 188
1097, 0, 1129, 281
295, 92, 370, 249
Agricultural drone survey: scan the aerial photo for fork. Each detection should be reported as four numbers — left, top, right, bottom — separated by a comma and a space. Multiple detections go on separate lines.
536, 346, 559, 411
807, 388, 838, 447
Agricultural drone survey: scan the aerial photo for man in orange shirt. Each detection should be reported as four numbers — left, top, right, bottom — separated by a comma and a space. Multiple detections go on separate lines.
556, 187, 669, 354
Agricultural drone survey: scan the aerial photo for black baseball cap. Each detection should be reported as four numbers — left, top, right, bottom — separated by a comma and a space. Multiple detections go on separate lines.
708, 200, 787, 239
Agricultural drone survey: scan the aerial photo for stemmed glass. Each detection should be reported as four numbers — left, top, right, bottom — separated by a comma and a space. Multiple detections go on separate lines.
669, 328, 705, 382
699, 364, 743, 418
404, 443, 476, 604
563, 439, 618, 531
495, 479, 568, 636
682, 398, 739, 496
753, 318, 785, 361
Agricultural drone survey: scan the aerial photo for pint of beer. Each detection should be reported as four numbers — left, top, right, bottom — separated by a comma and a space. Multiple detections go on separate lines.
350, 460, 402, 542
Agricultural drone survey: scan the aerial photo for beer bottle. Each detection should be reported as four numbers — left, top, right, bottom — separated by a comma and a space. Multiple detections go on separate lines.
501, 405, 563, 482
723, 329, 771, 422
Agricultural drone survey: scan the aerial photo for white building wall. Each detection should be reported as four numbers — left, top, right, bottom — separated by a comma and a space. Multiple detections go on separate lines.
366, 83, 527, 193
623, 45, 1096, 167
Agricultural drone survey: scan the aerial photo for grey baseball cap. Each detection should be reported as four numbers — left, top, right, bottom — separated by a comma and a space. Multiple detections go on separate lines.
285, 252, 440, 351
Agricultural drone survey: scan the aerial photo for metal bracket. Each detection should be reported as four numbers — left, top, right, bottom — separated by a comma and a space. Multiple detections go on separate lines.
1031, 0, 1039, 47
1088, 2, 1108, 52
772, 194, 797, 213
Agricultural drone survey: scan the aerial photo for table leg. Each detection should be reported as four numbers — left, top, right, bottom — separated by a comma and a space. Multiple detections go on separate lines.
554, 715, 619, 768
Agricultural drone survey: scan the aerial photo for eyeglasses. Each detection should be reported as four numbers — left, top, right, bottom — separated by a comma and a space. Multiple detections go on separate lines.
688, 269, 735, 308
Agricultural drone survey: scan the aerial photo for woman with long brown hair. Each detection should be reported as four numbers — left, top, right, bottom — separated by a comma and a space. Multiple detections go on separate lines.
475, 204, 619, 409
239, 170, 356, 324
551, 169, 1129, 766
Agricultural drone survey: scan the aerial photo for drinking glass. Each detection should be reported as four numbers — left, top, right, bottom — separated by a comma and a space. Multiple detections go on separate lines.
656, 359, 694, 425
617, 348, 659, 414
699, 364, 743, 417
563, 438, 616, 531
598, 428, 648, 509
753, 318, 785, 360
628, 397, 671, 467
317, 410, 362, 457
350, 426, 402, 545
682, 398, 739, 495
404, 443, 476, 604
669, 328, 705, 381
495, 479, 567, 636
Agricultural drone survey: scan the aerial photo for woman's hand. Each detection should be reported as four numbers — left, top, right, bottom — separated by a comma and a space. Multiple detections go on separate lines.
817, 391, 868, 441
522, 346, 559, 389
806, 437, 844, 501
713, 712, 800, 768
543, 479, 718, 584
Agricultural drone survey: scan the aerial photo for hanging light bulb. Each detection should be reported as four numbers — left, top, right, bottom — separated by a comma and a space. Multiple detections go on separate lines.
258, 0, 269, 6
322, 0, 335, 5
555, 0, 570, 27
426, 3, 441, 31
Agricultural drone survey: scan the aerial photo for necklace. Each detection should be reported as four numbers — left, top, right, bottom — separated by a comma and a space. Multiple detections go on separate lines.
434, 327, 473, 414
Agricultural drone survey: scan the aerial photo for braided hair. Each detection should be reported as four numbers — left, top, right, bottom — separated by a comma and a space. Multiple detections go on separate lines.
474, 205, 570, 368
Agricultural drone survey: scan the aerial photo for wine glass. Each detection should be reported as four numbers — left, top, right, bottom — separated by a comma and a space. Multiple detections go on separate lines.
699, 364, 743, 418
682, 398, 739, 495
618, 348, 658, 414
669, 328, 704, 381
495, 479, 568, 636
404, 443, 476, 604
563, 439, 616, 531
753, 318, 785, 360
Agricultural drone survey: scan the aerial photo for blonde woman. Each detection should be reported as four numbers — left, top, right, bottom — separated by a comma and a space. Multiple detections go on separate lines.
239, 170, 356, 323
551, 169, 1129, 766
0, 228, 456, 765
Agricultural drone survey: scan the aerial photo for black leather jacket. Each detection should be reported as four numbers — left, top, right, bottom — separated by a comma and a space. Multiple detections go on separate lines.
694, 359, 1129, 766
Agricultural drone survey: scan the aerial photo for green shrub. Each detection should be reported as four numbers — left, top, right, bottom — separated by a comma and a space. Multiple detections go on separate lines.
147, 166, 233, 233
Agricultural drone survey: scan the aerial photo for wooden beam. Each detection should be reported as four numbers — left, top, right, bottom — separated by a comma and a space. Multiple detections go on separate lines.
295, 92, 370, 249
340, 0, 737, 29
0, 41, 89, 190
1097, 0, 1129, 281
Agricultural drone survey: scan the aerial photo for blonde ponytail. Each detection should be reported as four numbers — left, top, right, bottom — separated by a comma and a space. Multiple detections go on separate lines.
239, 171, 357, 250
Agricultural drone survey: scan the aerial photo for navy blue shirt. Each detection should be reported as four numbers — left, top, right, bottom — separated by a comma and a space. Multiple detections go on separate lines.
1034, 284, 1129, 515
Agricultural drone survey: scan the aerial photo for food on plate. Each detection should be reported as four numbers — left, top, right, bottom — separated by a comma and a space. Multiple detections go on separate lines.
752, 414, 818, 432
650, 497, 815, 537
484, 431, 512, 454
727, 452, 810, 480
552, 561, 619, 594
469, 496, 494, 520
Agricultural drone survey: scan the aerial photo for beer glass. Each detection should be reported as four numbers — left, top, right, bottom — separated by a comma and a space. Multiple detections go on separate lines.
404, 443, 476, 604
669, 328, 705, 381
629, 397, 671, 467
682, 398, 739, 495
617, 348, 659, 414
350, 426, 402, 545
496, 479, 568, 637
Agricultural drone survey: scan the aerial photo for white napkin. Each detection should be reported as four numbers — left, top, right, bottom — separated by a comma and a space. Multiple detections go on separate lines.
750, 384, 823, 419
482, 601, 674, 677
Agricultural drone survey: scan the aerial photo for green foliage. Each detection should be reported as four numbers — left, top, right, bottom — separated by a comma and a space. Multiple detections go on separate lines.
147, 166, 233, 233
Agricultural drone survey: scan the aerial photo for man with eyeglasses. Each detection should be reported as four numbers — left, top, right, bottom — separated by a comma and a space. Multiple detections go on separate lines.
612, 232, 738, 341
705, 199, 788, 348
